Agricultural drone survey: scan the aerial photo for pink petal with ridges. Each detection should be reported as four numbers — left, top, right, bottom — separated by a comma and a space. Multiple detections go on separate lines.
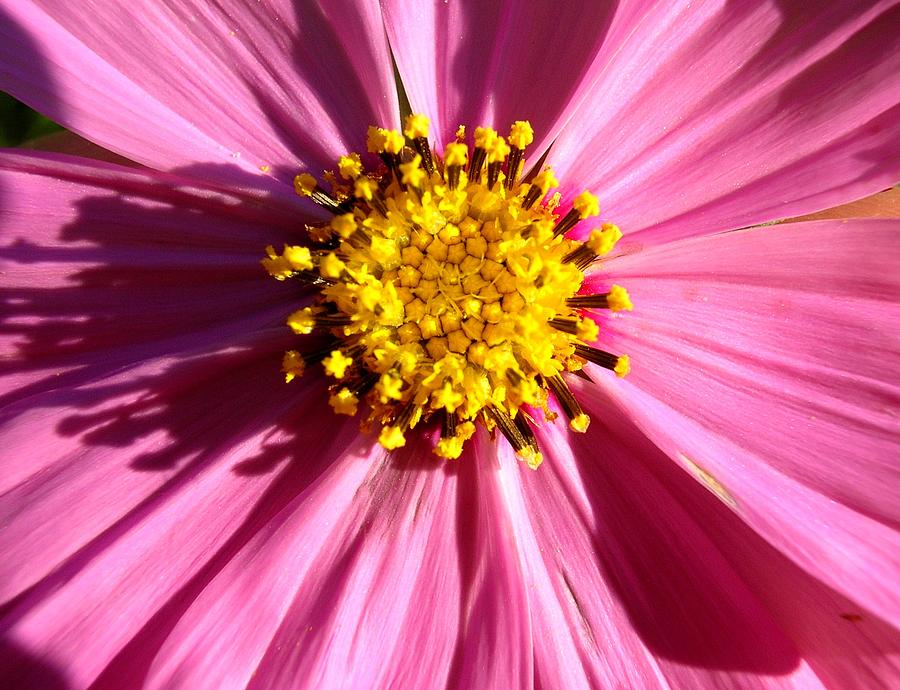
0, 152, 300, 397
0, 0, 398, 200
382, 0, 619, 154
654, 444, 900, 689
512, 416, 824, 688
550, 0, 900, 243
0, 329, 297, 597
144, 440, 396, 690
1, 380, 365, 689
579, 218, 900, 626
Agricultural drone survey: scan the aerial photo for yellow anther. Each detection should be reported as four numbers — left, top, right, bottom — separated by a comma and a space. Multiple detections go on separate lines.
606, 284, 633, 312
370, 236, 399, 265
354, 177, 377, 201
573, 191, 600, 219
261, 245, 292, 280
433, 382, 464, 412
519, 447, 543, 470
614, 355, 631, 378
570, 413, 590, 433
435, 436, 465, 459
474, 127, 498, 150
455, 125, 466, 141
319, 253, 346, 279
283, 245, 313, 271
377, 373, 404, 402
444, 142, 468, 167
576, 318, 599, 342
379, 425, 406, 450
287, 308, 316, 335
331, 213, 357, 239
586, 223, 622, 255
329, 388, 359, 416
294, 173, 318, 197
338, 153, 363, 180
404, 113, 430, 139
400, 154, 426, 188
323, 350, 353, 379
366, 126, 387, 153
282, 350, 305, 382
487, 136, 510, 164
533, 168, 559, 195
508, 121, 534, 149
382, 129, 405, 155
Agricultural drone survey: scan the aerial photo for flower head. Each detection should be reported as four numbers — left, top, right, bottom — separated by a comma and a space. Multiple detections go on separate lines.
0, 1, 899, 688
266, 115, 632, 462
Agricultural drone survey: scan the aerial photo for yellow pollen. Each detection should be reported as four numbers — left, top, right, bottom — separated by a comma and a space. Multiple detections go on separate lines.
354, 177, 377, 201
329, 388, 359, 416
331, 213, 357, 239
281, 350, 305, 382
487, 136, 510, 163
573, 190, 600, 219
508, 121, 534, 149
586, 223, 622, 255
606, 284, 633, 312
400, 154, 427, 188
570, 413, 590, 433
266, 116, 632, 462
323, 350, 353, 379
474, 126, 498, 150
444, 142, 468, 167
294, 173, 318, 197
379, 425, 407, 450
338, 153, 363, 179
404, 113, 430, 139
381, 129, 405, 155
366, 126, 387, 153
614, 355, 631, 377
533, 168, 559, 196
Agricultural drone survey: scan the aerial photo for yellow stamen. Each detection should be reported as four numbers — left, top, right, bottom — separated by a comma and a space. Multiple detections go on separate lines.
282, 350, 305, 382
329, 388, 359, 416
379, 425, 406, 449
508, 121, 534, 149
444, 142, 468, 167
586, 223, 622, 255
294, 173, 318, 197
323, 350, 353, 379
573, 190, 600, 219
404, 113, 430, 139
606, 284, 633, 312
338, 153, 363, 180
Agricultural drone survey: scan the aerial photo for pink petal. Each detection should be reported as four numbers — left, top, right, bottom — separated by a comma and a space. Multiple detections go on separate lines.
0, 151, 298, 387
583, 218, 900, 625
0, 151, 302, 489
515, 416, 823, 689
549, 1, 900, 243
0, 376, 365, 689
382, 0, 619, 153
0, 0, 398, 198
145, 430, 535, 689
656, 447, 900, 689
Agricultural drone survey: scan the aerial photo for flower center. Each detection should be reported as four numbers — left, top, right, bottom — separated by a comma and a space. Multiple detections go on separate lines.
263, 115, 631, 466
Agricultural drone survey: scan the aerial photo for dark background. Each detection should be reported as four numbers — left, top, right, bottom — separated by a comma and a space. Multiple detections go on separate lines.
0, 93, 61, 146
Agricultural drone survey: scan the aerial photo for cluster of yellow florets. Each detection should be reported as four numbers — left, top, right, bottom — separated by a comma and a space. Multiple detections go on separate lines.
263, 114, 631, 466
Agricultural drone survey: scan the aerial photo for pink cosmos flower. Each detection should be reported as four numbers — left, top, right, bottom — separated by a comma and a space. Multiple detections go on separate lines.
1, 1, 899, 688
